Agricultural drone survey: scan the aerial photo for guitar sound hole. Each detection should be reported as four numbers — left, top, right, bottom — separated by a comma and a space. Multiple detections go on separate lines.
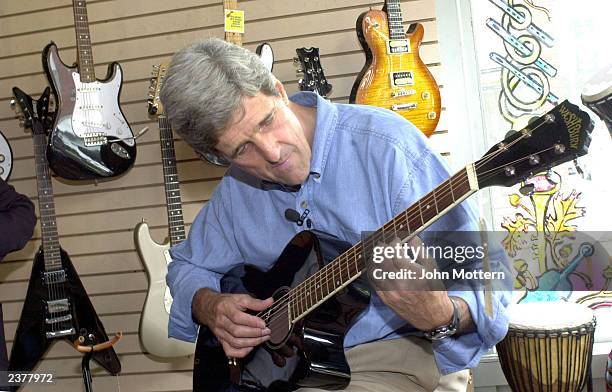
266, 287, 293, 348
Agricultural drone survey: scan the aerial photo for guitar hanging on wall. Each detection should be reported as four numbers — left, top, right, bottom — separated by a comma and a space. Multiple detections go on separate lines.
135, 63, 196, 359
294, 47, 333, 98
201, 0, 275, 167
8, 87, 121, 382
350, 0, 441, 137
0, 131, 12, 181
194, 101, 592, 391
42, 0, 136, 180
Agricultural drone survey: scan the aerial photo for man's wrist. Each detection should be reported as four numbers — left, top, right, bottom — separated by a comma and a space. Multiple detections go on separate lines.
192, 288, 218, 326
423, 297, 459, 340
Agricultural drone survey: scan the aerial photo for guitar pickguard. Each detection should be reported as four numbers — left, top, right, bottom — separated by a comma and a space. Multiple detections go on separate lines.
70, 70, 134, 147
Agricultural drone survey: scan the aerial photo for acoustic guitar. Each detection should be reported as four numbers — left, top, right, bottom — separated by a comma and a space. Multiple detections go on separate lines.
350, 0, 441, 137
193, 100, 593, 391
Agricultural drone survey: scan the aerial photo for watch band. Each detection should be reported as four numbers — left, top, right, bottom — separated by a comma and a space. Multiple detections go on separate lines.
423, 297, 459, 341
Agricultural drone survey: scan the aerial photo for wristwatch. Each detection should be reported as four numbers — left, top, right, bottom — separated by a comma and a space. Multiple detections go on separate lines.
423, 297, 459, 341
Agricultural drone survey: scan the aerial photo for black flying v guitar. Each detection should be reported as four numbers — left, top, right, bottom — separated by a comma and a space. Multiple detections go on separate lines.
42, 0, 135, 180
194, 101, 593, 391
8, 87, 121, 384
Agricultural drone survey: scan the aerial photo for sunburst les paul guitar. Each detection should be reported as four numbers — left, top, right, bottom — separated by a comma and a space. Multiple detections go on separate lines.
350, 0, 441, 137
42, 0, 136, 180
135, 63, 196, 358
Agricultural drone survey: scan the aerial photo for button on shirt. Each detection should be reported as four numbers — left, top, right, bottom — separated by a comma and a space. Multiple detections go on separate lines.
167, 91, 509, 374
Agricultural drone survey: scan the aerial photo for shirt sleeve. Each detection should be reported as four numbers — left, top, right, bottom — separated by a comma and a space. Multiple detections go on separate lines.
0, 179, 37, 261
391, 137, 510, 375
166, 179, 244, 342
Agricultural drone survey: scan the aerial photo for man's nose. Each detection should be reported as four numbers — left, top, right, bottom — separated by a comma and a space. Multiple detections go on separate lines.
256, 133, 281, 164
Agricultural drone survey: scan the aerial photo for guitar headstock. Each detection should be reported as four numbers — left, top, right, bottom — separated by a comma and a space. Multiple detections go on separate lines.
294, 47, 332, 97
147, 63, 169, 116
476, 100, 593, 189
11, 87, 51, 136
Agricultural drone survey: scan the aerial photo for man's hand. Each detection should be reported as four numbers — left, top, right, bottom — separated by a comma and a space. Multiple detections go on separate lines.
193, 288, 273, 358
373, 237, 474, 332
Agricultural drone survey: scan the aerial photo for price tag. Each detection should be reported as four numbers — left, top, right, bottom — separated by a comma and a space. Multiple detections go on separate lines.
224, 9, 244, 34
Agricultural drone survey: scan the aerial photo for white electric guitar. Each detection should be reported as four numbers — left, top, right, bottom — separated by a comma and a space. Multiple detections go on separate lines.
135, 63, 195, 358
0, 130, 13, 181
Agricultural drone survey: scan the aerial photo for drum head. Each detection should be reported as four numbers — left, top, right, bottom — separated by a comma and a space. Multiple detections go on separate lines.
581, 64, 612, 102
507, 301, 594, 330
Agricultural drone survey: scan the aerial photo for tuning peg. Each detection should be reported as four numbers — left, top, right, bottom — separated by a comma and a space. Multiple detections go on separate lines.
18, 118, 25, 128
9, 99, 16, 110
293, 57, 299, 64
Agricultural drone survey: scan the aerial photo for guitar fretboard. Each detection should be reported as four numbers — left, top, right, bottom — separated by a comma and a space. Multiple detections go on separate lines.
33, 133, 62, 271
288, 167, 476, 322
158, 116, 186, 246
73, 0, 96, 82
386, 0, 406, 40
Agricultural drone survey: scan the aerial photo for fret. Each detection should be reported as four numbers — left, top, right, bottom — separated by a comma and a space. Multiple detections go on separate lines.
72, 0, 96, 82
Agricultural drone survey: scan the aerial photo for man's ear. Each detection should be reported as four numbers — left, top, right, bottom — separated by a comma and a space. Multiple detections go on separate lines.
273, 77, 289, 103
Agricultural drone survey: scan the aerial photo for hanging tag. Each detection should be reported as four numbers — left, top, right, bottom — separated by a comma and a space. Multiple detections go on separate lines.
224, 9, 245, 34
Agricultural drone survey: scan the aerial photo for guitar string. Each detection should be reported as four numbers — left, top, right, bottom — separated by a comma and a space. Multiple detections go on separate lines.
257, 116, 560, 324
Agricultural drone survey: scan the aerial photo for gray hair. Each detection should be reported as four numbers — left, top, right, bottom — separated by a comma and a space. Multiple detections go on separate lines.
159, 38, 277, 155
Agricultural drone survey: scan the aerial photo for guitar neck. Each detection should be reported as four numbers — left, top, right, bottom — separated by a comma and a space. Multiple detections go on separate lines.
158, 116, 186, 246
32, 133, 62, 271
385, 0, 406, 40
73, 0, 96, 82
289, 166, 477, 322
223, 0, 243, 46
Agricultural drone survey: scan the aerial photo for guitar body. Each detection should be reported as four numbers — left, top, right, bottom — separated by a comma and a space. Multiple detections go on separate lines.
135, 221, 196, 358
350, 11, 441, 137
42, 42, 136, 180
0, 130, 13, 181
194, 231, 371, 392
9, 248, 121, 378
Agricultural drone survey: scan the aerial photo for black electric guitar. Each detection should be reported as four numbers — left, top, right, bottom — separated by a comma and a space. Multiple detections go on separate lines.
8, 87, 121, 384
42, 0, 135, 180
193, 101, 593, 391
294, 47, 332, 97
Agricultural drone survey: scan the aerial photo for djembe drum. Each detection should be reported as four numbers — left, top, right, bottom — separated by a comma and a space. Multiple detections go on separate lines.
496, 302, 596, 392
582, 65, 612, 135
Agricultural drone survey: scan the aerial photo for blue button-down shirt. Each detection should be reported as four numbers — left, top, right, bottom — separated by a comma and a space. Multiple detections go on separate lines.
167, 91, 509, 374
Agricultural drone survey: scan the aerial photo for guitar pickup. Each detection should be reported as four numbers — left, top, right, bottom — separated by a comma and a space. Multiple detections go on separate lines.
390, 71, 414, 87
46, 327, 76, 338
42, 270, 67, 284
46, 299, 71, 313
392, 103, 418, 111
386, 39, 410, 54
45, 314, 73, 324
392, 89, 416, 98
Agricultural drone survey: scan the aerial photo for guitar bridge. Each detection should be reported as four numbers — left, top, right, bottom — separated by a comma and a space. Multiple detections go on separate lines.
391, 89, 416, 98
83, 132, 108, 146
392, 102, 418, 111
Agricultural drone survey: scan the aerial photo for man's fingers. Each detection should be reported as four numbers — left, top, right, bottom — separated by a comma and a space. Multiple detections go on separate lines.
236, 295, 274, 312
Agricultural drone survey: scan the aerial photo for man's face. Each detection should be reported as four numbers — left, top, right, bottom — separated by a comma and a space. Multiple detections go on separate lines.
214, 89, 314, 186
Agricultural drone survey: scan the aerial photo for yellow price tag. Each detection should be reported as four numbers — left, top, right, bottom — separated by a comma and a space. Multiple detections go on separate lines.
224, 9, 245, 34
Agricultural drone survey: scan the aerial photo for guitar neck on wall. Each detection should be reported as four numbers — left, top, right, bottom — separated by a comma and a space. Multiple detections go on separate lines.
350, 0, 442, 137
294, 47, 333, 98
42, 0, 136, 180
135, 63, 195, 358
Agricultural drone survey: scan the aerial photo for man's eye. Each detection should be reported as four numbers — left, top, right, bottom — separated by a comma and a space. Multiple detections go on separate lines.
236, 143, 250, 157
